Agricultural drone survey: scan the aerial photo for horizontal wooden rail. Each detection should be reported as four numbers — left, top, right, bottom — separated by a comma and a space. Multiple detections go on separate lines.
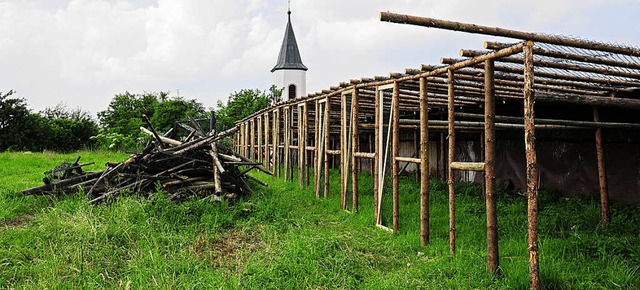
326, 150, 341, 155
354, 152, 377, 159
395, 156, 422, 164
450, 162, 485, 171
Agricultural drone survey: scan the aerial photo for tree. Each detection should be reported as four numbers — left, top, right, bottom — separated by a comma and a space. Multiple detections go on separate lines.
216, 85, 282, 130
96, 91, 207, 151
0, 90, 34, 151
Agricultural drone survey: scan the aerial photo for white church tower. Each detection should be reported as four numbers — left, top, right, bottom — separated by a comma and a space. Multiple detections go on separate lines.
272, 8, 307, 100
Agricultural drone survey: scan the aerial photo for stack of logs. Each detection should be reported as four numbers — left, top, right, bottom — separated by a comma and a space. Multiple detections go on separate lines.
17, 115, 271, 204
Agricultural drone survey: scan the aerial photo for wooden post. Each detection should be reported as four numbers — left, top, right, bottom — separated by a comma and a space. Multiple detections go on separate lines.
298, 104, 304, 188
265, 113, 270, 170
374, 88, 381, 222
447, 69, 457, 255
304, 101, 310, 187
419, 77, 430, 246
392, 81, 400, 232
315, 100, 321, 197
258, 116, 263, 165
440, 132, 445, 180
341, 92, 348, 209
274, 109, 280, 178
250, 120, 256, 161
523, 41, 540, 290
352, 89, 360, 213
324, 96, 331, 198
284, 107, 290, 181
245, 122, 250, 158
594, 107, 610, 225
485, 59, 499, 273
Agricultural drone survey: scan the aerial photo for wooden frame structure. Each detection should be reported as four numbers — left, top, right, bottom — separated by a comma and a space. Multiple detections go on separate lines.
233, 13, 640, 289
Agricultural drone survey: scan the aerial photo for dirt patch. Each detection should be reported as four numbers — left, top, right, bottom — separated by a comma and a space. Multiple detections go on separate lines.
0, 214, 34, 229
192, 226, 269, 269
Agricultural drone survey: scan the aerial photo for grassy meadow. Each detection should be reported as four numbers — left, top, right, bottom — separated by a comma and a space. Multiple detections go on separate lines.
1, 151, 639, 289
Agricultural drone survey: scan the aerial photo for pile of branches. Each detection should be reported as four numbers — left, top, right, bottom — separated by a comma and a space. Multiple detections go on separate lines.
17, 115, 271, 204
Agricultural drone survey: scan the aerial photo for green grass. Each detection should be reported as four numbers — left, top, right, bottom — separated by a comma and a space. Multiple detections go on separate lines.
1, 151, 639, 289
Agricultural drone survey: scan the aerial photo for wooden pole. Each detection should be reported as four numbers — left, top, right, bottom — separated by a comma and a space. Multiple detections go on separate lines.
374, 87, 381, 222
419, 77, 430, 246
523, 41, 540, 290
315, 100, 321, 197
298, 105, 304, 188
594, 107, 610, 225
258, 116, 263, 164
485, 59, 500, 273
440, 132, 445, 180
380, 12, 640, 57
392, 81, 400, 232
324, 96, 331, 198
447, 69, 457, 255
265, 113, 270, 170
284, 107, 290, 181
305, 101, 310, 187
274, 109, 280, 178
341, 92, 348, 209
250, 120, 256, 161
352, 89, 360, 212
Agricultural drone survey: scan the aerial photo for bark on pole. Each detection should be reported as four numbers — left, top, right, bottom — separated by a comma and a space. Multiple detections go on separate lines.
447, 69, 457, 255
304, 101, 310, 187
419, 77, 430, 246
352, 89, 360, 212
341, 92, 347, 209
440, 132, 446, 180
485, 59, 500, 273
324, 96, 331, 198
284, 107, 290, 181
315, 100, 321, 197
258, 116, 263, 164
594, 107, 610, 225
379, 12, 640, 57
274, 109, 280, 178
374, 88, 381, 222
265, 112, 271, 171
523, 41, 540, 290
298, 105, 304, 188
392, 81, 400, 232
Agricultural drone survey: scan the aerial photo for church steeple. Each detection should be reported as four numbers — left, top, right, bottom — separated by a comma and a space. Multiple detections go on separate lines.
271, 9, 307, 72
271, 6, 307, 100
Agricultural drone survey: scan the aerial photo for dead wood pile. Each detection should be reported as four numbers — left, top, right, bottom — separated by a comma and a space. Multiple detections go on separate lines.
16, 115, 271, 204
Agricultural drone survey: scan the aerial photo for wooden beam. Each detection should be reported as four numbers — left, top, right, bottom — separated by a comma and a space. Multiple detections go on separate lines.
523, 41, 540, 290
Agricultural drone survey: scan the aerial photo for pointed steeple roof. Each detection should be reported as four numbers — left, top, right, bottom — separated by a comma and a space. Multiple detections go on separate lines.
271, 10, 307, 72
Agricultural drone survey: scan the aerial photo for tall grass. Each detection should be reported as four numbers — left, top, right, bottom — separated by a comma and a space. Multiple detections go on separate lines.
1, 151, 639, 289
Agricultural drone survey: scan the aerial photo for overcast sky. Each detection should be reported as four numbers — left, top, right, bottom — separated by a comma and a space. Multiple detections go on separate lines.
1, 0, 638, 116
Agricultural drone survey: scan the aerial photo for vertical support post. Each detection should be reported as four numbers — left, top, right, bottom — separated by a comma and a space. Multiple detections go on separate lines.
392, 81, 400, 232
245, 122, 250, 158
440, 132, 446, 180
258, 116, 263, 165
523, 41, 540, 290
284, 107, 290, 181
324, 96, 331, 198
273, 109, 280, 177
315, 100, 321, 197
352, 89, 360, 212
374, 87, 380, 222
298, 104, 304, 188
447, 69, 457, 255
485, 59, 500, 273
250, 120, 256, 161
265, 113, 270, 170
419, 77, 430, 246
304, 101, 310, 186
594, 107, 610, 225
341, 92, 348, 210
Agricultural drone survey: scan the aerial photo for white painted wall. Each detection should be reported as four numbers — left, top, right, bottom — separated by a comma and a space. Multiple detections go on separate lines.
273, 69, 306, 100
